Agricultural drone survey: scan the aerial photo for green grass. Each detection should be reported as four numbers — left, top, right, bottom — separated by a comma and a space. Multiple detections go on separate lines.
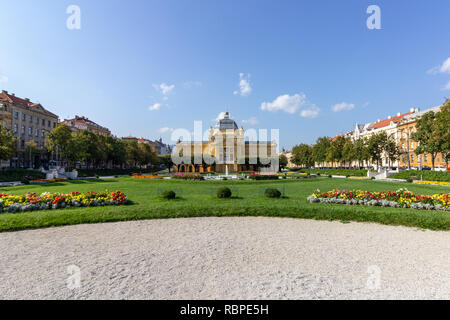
0, 177, 449, 232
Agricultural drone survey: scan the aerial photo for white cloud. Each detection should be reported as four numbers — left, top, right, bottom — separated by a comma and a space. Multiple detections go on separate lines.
153, 83, 175, 97
233, 73, 252, 96
242, 117, 258, 125
332, 102, 355, 112
148, 103, 162, 111
0, 75, 8, 83
442, 81, 450, 91
300, 105, 320, 118
427, 57, 450, 74
261, 93, 307, 114
158, 127, 174, 133
183, 81, 202, 88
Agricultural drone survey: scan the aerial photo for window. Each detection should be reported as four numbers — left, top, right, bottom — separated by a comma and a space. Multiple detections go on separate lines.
35, 129, 38, 137
410, 142, 414, 149
424, 154, 428, 162
41, 130, 45, 137
14, 112, 18, 119
28, 127, 32, 136
42, 119, 45, 126
2, 121, 6, 127
53, 122, 56, 128
22, 113, 25, 121
411, 154, 414, 162
21, 126, 25, 134
13, 124, 18, 133
48, 120, 51, 127
35, 117, 39, 124
29, 115, 32, 122
20, 140, 25, 148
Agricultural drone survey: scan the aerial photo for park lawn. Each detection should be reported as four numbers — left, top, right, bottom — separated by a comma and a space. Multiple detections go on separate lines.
0, 177, 449, 232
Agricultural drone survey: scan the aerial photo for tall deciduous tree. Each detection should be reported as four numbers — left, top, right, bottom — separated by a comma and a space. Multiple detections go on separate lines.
291, 144, 314, 168
435, 99, 450, 169
312, 137, 331, 168
0, 125, 17, 161
411, 110, 440, 170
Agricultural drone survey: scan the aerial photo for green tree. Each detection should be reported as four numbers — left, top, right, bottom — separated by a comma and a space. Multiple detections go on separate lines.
411, 110, 440, 170
353, 137, 369, 169
158, 154, 174, 172
312, 137, 331, 168
367, 132, 386, 169
342, 139, 355, 168
0, 125, 17, 161
327, 136, 346, 167
291, 144, 314, 168
279, 154, 288, 170
46, 124, 73, 163
435, 99, 450, 168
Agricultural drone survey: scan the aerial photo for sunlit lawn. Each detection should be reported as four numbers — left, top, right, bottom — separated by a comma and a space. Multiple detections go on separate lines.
0, 177, 449, 232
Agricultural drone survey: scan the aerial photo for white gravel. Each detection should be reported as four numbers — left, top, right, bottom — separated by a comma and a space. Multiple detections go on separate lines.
0, 217, 449, 300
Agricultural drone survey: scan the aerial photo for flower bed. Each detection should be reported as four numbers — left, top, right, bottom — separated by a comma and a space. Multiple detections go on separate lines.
413, 180, 450, 187
0, 190, 128, 213
249, 173, 280, 180
171, 174, 205, 180
307, 188, 450, 211
132, 175, 162, 179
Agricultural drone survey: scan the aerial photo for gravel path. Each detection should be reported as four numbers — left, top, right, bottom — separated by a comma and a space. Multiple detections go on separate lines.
0, 217, 449, 300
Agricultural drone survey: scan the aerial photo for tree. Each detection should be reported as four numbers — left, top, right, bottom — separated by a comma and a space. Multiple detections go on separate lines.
313, 137, 331, 168
434, 99, 450, 169
342, 139, 355, 168
279, 154, 288, 170
25, 140, 39, 168
291, 144, 314, 168
411, 110, 440, 170
0, 125, 17, 161
327, 136, 346, 167
159, 154, 174, 172
46, 124, 73, 164
353, 137, 369, 169
367, 132, 386, 169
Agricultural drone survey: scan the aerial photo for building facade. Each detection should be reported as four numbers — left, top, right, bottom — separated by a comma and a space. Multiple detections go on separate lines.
397, 106, 447, 169
174, 111, 278, 173
61, 116, 111, 136
0, 90, 59, 168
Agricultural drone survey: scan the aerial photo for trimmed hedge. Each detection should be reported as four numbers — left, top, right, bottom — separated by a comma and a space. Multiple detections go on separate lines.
390, 170, 450, 182
296, 169, 369, 177
249, 175, 280, 180
0, 169, 45, 182
77, 168, 153, 177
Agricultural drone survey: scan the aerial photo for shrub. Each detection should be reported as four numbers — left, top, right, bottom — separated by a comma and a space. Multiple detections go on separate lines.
249, 174, 279, 180
406, 177, 413, 183
217, 187, 232, 199
161, 190, 176, 199
0, 169, 45, 182
265, 188, 281, 198
328, 175, 332, 178
390, 170, 450, 182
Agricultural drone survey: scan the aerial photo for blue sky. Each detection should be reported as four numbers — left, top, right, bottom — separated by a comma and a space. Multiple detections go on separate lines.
1, 0, 449, 150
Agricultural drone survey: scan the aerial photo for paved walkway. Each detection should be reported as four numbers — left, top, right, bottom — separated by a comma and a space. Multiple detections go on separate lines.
0, 217, 449, 299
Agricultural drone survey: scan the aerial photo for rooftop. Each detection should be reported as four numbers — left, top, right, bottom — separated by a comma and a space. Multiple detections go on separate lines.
215, 111, 238, 130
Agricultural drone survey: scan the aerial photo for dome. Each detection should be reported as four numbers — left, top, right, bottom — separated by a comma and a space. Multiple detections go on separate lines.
215, 111, 238, 130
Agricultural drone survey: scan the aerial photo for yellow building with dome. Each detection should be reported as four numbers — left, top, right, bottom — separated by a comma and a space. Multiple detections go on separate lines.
174, 111, 278, 173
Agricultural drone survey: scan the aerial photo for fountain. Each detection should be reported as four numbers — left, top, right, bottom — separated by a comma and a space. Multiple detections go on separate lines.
225, 165, 229, 177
